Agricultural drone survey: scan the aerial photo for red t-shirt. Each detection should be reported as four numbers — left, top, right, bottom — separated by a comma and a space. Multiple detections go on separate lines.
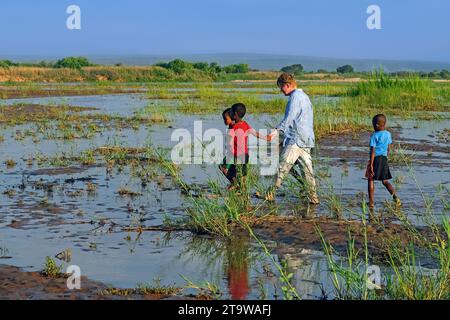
229, 121, 252, 157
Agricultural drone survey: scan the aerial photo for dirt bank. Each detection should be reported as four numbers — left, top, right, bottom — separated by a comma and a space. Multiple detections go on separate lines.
241, 215, 437, 258
0, 265, 204, 300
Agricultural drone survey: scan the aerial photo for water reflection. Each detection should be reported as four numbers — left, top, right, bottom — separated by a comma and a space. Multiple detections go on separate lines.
225, 236, 251, 300
176, 233, 335, 300
177, 234, 257, 299
278, 248, 332, 299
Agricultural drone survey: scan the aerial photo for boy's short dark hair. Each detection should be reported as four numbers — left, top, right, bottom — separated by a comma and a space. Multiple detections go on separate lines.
222, 108, 232, 119
372, 114, 387, 128
231, 103, 246, 118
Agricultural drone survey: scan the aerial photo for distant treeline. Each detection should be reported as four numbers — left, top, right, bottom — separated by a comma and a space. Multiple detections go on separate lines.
0, 57, 94, 69
0, 57, 255, 82
280, 63, 450, 79
154, 59, 250, 75
1, 56, 450, 82
0, 57, 250, 74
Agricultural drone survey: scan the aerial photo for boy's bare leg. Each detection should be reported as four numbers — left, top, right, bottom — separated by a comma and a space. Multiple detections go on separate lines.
382, 180, 401, 206
382, 180, 395, 196
368, 179, 375, 221
368, 179, 375, 208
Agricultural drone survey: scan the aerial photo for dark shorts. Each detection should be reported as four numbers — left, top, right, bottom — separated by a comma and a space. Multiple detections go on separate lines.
220, 154, 249, 183
372, 155, 392, 181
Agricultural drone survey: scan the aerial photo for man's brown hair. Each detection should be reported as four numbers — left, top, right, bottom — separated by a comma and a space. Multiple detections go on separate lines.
277, 72, 297, 87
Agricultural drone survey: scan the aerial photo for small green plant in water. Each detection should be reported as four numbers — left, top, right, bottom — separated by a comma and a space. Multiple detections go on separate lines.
180, 274, 222, 299
42, 256, 63, 278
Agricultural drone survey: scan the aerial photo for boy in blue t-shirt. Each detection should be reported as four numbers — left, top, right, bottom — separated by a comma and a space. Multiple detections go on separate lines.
365, 114, 401, 213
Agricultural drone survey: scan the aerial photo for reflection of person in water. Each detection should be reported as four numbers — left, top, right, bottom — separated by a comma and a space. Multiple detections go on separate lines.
225, 237, 250, 300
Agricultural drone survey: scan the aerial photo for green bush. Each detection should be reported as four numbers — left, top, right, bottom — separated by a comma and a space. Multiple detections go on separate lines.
337, 64, 354, 74
155, 59, 250, 76
223, 63, 249, 74
0, 60, 17, 68
54, 56, 94, 69
192, 62, 209, 71
155, 59, 193, 74
439, 69, 450, 79
281, 64, 304, 74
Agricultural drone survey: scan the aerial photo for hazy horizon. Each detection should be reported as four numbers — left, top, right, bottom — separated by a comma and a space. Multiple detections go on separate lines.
4, 53, 450, 73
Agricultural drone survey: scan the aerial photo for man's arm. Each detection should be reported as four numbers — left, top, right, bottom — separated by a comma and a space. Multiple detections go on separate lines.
249, 128, 272, 141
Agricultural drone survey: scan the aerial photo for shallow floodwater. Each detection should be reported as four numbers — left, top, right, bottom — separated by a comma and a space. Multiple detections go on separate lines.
0, 91, 449, 299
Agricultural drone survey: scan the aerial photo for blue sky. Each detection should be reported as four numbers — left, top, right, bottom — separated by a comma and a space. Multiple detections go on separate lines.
1, 0, 449, 62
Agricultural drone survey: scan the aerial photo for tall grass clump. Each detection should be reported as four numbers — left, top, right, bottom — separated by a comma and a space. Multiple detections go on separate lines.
346, 70, 439, 111
184, 166, 264, 237
313, 100, 369, 138
316, 202, 377, 300
317, 169, 450, 300
385, 233, 449, 300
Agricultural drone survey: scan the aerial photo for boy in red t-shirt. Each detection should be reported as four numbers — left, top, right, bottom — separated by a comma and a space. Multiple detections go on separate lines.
222, 103, 271, 189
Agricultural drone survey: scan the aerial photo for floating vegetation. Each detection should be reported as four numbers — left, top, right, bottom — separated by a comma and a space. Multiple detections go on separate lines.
5, 159, 16, 168
86, 182, 97, 193
2, 189, 16, 197
117, 187, 142, 197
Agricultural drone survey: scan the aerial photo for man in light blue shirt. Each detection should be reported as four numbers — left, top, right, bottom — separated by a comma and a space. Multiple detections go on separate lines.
276, 82, 315, 148
266, 73, 319, 204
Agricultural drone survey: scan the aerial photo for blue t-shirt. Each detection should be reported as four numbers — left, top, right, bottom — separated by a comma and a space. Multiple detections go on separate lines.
370, 130, 392, 157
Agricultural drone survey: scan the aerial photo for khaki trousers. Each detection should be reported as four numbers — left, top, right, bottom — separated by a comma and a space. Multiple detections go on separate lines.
275, 144, 319, 203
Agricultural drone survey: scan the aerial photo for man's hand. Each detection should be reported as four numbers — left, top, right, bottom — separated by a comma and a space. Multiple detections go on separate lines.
268, 129, 278, 141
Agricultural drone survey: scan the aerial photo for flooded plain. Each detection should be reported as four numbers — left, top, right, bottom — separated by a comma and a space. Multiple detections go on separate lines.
0, 86, 449, 299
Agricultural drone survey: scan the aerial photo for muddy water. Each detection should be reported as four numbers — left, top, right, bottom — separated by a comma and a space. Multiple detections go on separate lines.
0, 92, 449, 299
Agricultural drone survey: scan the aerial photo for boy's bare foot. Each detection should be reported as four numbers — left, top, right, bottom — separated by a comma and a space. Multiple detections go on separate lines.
255, 191, 275, 202
309, 195, 320, 205
393, 196, 402, 207
367, 201, 374, 214
254, 191, 264, 199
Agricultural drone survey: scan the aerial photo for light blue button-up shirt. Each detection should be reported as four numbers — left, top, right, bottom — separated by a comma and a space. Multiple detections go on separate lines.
276, 89, 315, 148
